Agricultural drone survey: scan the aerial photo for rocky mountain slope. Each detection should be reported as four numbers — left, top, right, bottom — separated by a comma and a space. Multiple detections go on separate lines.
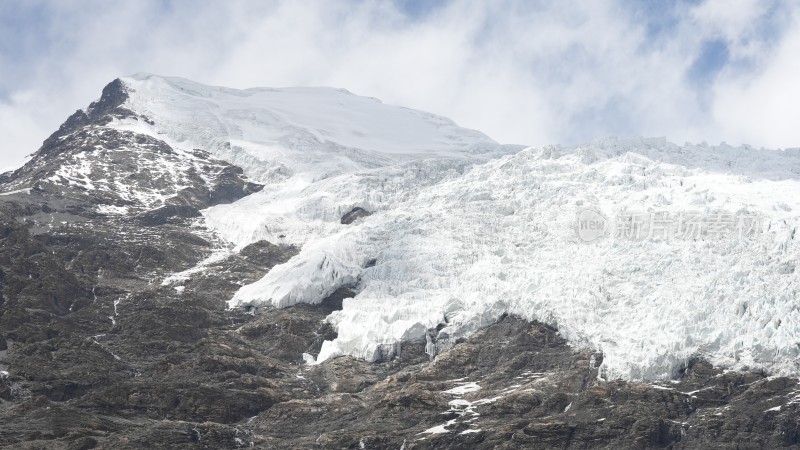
0, 76, 798, 449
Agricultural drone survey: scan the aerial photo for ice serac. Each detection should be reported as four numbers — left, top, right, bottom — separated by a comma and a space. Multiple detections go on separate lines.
108, 75, 799, 381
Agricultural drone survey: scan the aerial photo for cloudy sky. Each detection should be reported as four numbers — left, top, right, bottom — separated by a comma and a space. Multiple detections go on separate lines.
1, 0, 799, 170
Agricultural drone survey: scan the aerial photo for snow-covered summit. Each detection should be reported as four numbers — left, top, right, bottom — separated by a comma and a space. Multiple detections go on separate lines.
111, 73, 506, 184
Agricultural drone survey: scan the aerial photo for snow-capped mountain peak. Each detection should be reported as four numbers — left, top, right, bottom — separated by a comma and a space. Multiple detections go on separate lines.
110, 73, 507, 185
97, 75, 800, 381
9, 75, 798, 382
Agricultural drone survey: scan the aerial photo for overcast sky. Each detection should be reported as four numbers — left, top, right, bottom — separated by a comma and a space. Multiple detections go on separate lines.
1, 0, 799, 170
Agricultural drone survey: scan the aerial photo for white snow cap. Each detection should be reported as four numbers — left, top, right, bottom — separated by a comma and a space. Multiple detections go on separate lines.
111, 75, 800, 381
114, 73, 503, 183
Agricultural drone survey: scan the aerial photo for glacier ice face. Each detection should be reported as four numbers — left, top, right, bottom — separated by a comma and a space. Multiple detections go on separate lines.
109, 76, 800, 381
228, 138, 800, 380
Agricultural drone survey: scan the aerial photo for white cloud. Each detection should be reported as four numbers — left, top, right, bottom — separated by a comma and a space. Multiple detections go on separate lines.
0, 92, 44, 171
690, 0, 767, 38
0, 0, 799, 170
711, 8, 800, 148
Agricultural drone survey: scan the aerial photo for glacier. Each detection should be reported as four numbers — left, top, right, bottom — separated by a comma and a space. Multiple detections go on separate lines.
108, 74, 800, 381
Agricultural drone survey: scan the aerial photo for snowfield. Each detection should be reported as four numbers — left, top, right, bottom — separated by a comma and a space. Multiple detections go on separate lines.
113, 75, 800, 380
